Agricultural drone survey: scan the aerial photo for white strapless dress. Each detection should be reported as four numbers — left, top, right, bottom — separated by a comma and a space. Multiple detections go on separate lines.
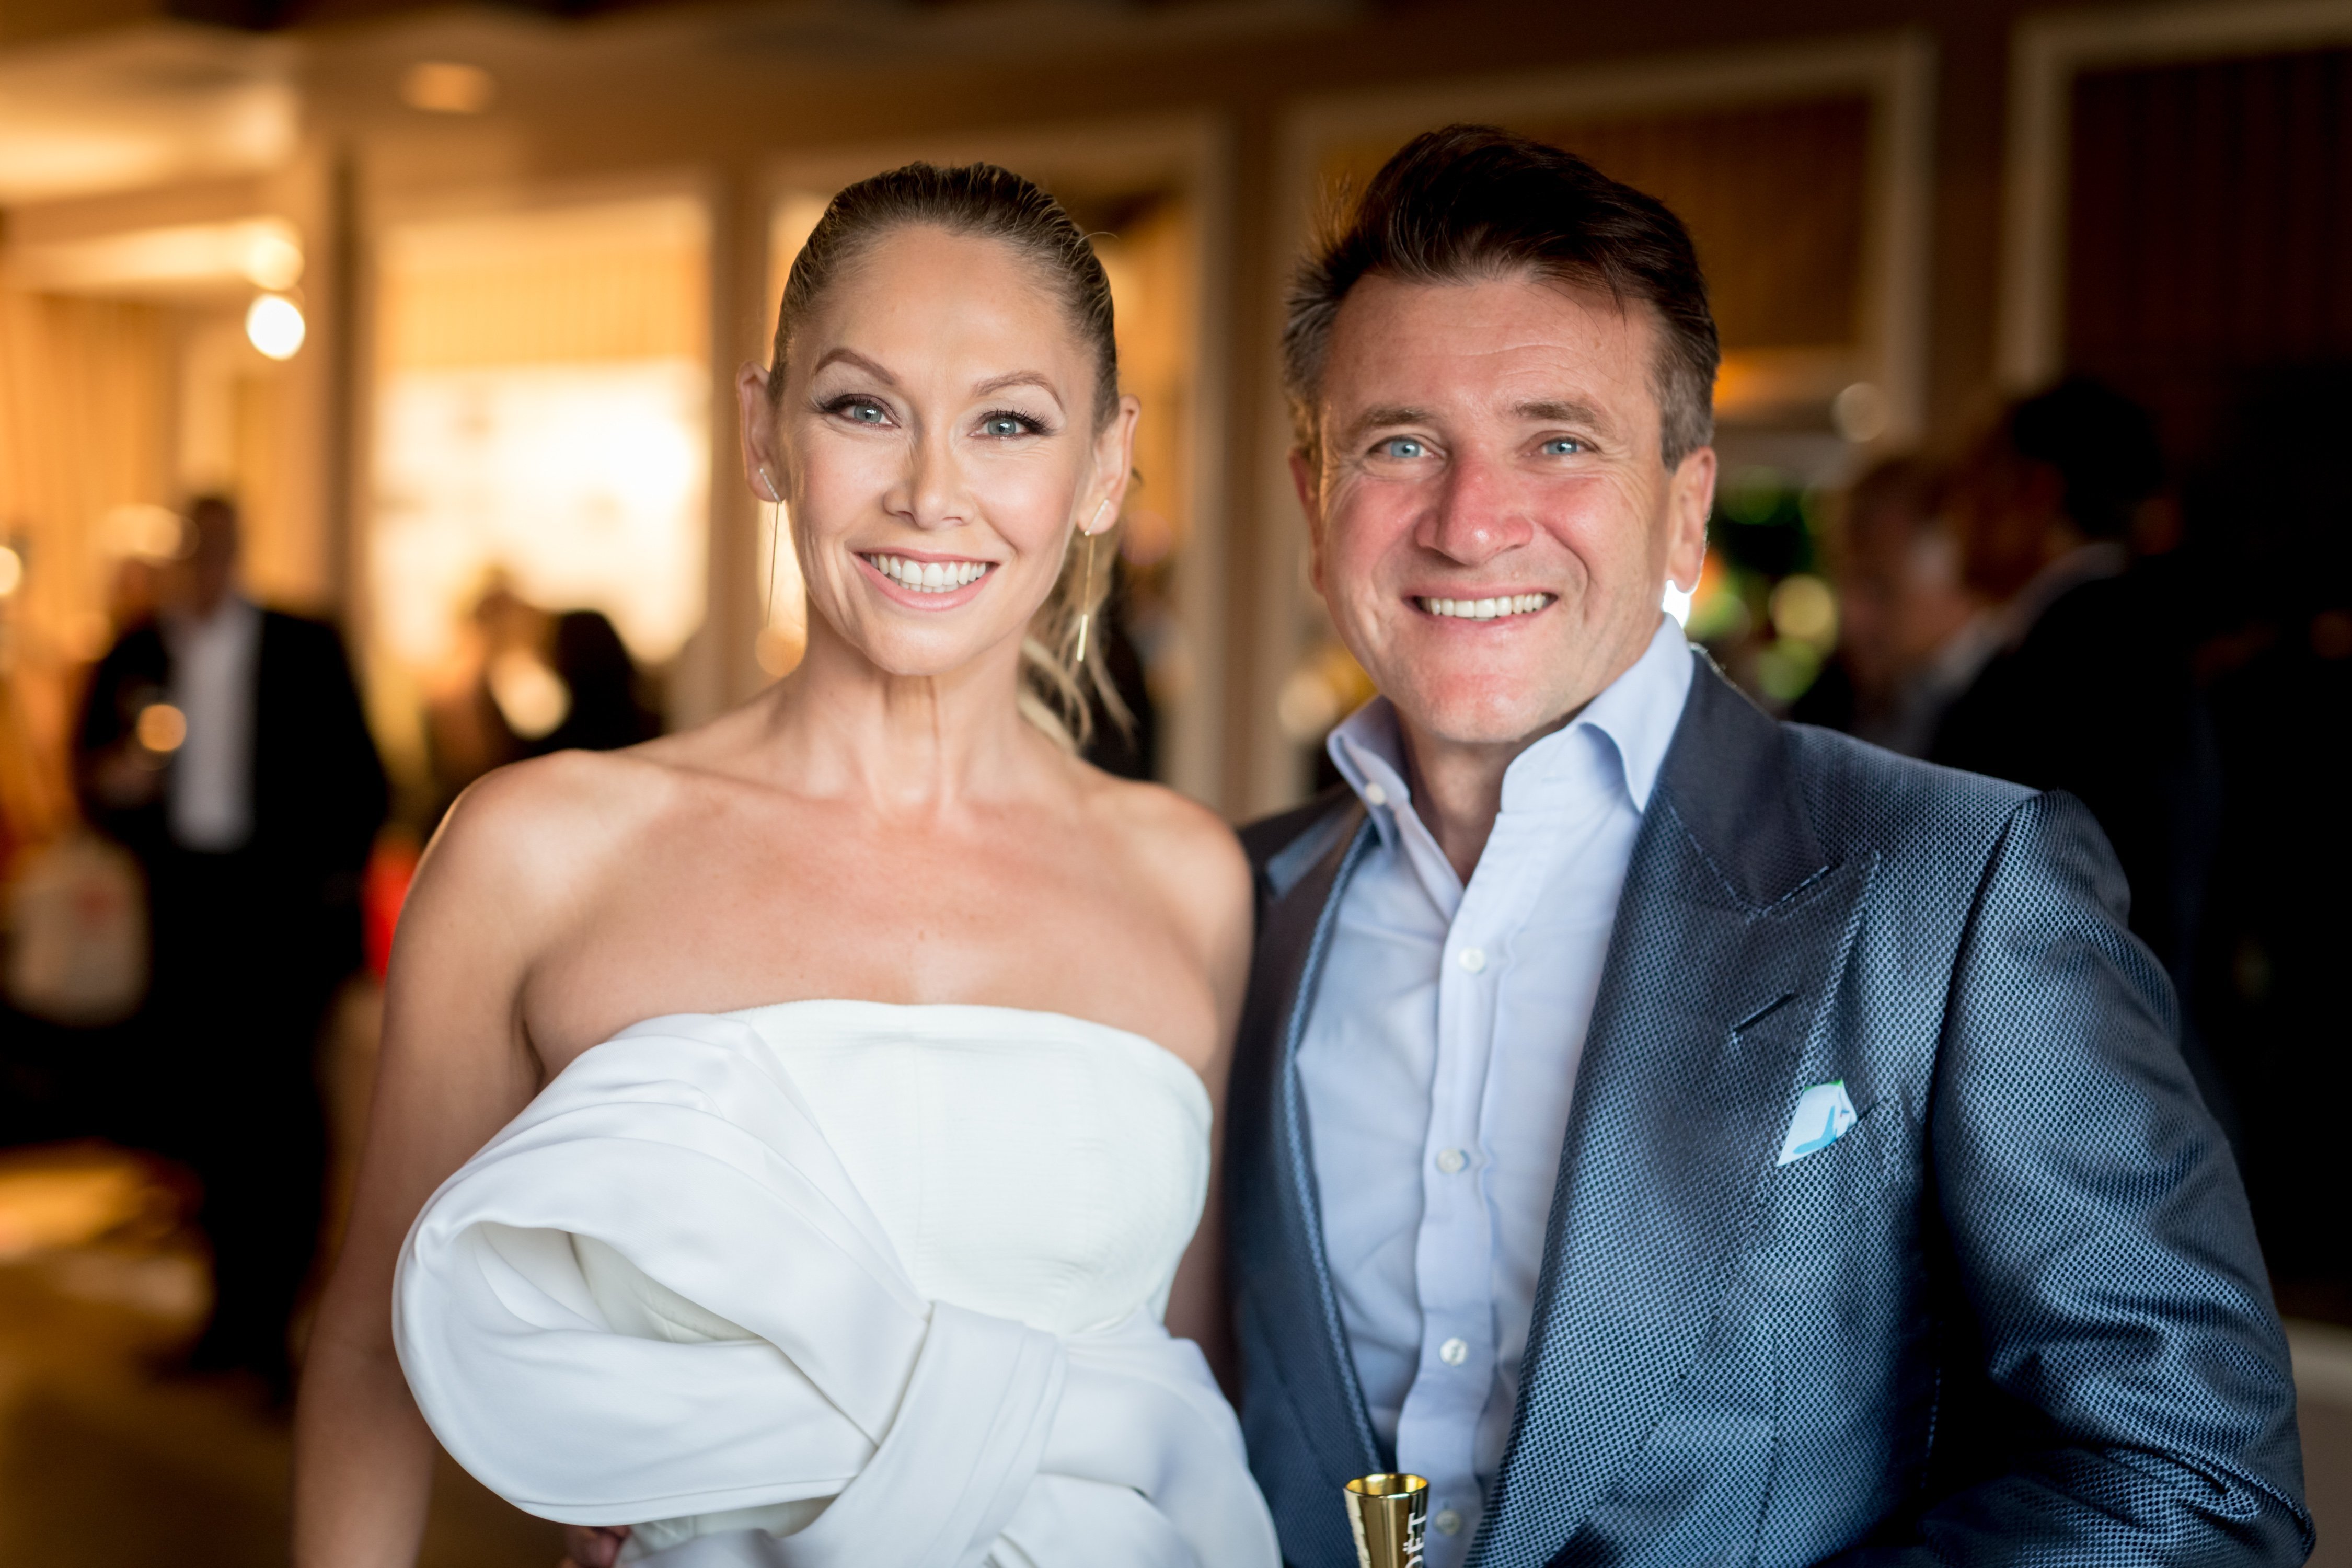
393, 1002, 1278, 1568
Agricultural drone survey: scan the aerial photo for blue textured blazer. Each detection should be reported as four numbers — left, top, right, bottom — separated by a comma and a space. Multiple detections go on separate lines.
1228, 658, 2311, 1567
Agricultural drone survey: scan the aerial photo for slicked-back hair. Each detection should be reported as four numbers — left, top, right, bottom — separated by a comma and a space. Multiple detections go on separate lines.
760, 160, 1127, 747
1283, 124, 1720, 469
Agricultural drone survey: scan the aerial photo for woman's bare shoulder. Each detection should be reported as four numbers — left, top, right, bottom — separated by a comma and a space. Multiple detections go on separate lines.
1085, 771, 1251, 947
407, 746, 688, 945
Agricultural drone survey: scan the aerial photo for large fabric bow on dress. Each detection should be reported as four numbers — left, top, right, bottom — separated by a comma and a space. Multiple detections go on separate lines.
395, 1013, 1280, 1568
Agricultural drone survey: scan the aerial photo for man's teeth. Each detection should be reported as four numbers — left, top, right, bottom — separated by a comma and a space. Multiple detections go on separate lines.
869, 555, 989, 593
1418, 593, 1554, 620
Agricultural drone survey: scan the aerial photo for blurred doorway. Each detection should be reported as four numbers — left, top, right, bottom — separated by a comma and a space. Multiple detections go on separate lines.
364, 190, 711, 809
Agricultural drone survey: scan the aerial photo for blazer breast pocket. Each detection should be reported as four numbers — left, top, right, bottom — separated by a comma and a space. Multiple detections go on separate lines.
1747, 1097, 1927, 1300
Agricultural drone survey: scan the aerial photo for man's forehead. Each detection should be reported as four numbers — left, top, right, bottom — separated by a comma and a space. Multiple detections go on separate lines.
1319, 272, 1659, 423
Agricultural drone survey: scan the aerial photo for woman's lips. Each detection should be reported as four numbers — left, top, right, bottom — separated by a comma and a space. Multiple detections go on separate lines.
856, 551, 998, 610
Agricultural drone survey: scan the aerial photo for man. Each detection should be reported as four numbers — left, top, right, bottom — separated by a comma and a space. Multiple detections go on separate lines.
1229, 127, 2306, 1567
78, 494, 386, 1399
1793, 456, 1993, 759
1931, 379, 2214, 998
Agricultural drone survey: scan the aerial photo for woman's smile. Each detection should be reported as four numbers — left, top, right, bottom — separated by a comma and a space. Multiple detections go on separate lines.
855, 548, 999, 608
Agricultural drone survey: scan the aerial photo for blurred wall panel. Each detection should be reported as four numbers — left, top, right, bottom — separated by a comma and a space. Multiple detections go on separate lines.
0, 292, 177, 663
2067, 44, 2352, 462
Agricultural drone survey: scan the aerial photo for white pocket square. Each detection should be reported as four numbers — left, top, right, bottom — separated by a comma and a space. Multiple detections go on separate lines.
1777, 1081, 1859, 1166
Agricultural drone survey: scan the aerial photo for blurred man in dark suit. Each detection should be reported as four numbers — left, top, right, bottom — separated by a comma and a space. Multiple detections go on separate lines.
1931, 380, 2215, 995
77, 494, 386, 1399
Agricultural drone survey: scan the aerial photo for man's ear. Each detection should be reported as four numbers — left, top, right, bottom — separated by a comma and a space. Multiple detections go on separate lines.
1288, 447, 1328, 596
1664, 444, 1716, 592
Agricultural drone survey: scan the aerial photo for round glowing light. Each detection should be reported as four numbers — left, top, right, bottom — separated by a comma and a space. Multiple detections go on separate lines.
243, 232, 305, 291
1832, 382, 1888, 444
135, 702, 188, 753
1769, 573, 1839, 645
0, 544, 21, 598
400, 61, 497, 114
246, 293, 306, 360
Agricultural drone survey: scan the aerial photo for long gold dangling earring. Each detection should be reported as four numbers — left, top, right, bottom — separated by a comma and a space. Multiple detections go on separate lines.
758, 466, 782, 637
1073, 499, 1110, 668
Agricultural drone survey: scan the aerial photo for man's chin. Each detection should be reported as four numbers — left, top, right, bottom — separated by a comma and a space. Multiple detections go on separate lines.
1388, 680, 1579, 754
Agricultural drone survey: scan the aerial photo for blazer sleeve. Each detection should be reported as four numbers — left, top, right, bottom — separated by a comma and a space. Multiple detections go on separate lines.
1837, 789, 2311, 1566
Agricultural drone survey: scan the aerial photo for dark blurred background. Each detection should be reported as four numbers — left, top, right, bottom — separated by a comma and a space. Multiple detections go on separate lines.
0, 1, 2348, 1562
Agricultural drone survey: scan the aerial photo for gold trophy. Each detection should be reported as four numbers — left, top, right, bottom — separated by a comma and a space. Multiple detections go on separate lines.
1343, 1473, 1429, 1568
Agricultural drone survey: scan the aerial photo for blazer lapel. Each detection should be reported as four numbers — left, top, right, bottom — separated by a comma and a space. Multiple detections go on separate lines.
1470, 664, 1875, 1564
1229, 800, 1385, 1488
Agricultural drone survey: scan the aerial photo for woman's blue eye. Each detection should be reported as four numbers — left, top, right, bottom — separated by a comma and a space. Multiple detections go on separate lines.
982, 416, 1026, 437
1542, 437, 1583, 456
1379, 437, 1427, 459
845, 401, 886, 424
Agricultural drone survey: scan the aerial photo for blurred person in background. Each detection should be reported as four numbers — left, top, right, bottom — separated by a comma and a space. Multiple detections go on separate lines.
421, 575, 541, 823
528, 609, 662, 758
75, 493, 386, 1400
1793, 456, 1992, 755
1930, 379, 2218, 1007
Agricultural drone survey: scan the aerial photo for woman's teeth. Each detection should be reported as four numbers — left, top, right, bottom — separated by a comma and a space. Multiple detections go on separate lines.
1418, 593, 1554, 620
868, 555, 989, 593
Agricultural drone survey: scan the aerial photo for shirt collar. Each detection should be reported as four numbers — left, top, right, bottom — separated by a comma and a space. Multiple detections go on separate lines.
1326, 614, 1694, 847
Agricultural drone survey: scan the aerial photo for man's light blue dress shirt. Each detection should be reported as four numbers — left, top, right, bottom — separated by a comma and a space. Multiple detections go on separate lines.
1297, 617, 1694, 1563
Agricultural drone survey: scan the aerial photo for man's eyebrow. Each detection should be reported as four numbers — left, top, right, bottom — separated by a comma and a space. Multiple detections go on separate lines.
1344, 405, 1439, 440
809, 347, 900, 385
1516, 398, 1612, 428
973, 370, 1065, 405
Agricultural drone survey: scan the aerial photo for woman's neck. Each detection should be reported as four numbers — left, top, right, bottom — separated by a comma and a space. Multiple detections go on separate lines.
747, 621, 1052, 809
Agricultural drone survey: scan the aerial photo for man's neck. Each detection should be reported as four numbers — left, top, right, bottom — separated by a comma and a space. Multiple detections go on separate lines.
1395, 716, 1563, 885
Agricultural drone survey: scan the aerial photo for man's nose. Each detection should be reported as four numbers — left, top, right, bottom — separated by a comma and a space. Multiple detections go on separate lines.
1417, 452, 1534, 566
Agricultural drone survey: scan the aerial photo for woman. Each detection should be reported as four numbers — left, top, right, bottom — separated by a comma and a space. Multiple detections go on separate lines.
293, 163, 1277, 1567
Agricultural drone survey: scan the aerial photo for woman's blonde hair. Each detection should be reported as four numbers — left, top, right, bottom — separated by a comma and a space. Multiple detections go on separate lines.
766, 160, 1130, 749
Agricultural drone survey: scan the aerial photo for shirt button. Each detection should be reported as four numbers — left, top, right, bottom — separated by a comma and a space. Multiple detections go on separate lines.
1433, 1508, 1464, 1536
1362, 781, 1388, 807
1438, 1336, 1469, 1366
1435, 1147, 1468, 1174
1457, 947, 1486, 973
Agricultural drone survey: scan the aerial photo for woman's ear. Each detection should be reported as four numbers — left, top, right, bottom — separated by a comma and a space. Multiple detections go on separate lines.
736, 361, 785, 502
1088, 393, 1143, 526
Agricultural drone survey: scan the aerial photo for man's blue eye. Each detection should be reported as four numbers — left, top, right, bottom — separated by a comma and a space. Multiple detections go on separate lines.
1379, 437, 1426, 459
1543, 438, 1583, 456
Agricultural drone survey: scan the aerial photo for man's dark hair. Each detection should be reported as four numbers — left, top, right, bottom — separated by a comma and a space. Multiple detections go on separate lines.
1282, 123, 1720, 469
2002, 376, 2162, 541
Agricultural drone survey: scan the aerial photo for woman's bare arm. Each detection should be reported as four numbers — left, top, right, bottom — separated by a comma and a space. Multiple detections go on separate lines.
1154, 803, 1255, 1394
291, 768, 577, 1567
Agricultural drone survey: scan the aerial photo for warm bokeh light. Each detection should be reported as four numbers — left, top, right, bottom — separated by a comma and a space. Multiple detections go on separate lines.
134, 702, 186, 753
399, 61, 496, 115
1769, 573, 1838, 643
0, 543, 22, 598
244, 292, 305, 359
243, 229, 303, 291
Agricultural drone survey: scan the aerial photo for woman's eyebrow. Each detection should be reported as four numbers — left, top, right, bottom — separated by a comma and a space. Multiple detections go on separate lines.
972, 370, 1064, 406
810, 347, 900, 385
